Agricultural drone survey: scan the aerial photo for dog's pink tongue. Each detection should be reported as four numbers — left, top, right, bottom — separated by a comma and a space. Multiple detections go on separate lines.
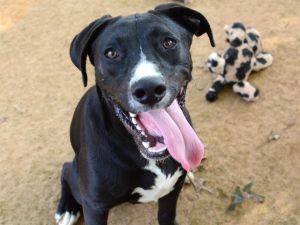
166, 100, 205, 169
139, 100, 204, 171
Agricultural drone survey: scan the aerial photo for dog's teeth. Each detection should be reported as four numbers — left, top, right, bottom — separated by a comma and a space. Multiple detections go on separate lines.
129, 112, 136, 118
148, 147, 155, 152
131, 118, 137, 124
142, 141, 150, 148
148, 146, 166, 152
141, 131, 146, 135
160, 147, 167, 151
157, 147, 167, 152
137, 125, 142, 131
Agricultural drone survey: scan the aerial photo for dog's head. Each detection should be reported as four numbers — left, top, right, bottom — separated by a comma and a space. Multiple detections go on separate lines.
69, 3, 214, 170
224, 22, 247, 47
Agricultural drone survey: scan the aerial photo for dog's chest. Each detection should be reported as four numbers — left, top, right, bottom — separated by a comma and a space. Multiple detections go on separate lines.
132, 160, 182, 203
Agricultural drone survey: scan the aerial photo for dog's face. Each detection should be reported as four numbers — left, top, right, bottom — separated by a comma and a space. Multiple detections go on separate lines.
224, 22, 247, 47
69, 4, 214, 169
91, 14, 194, 113
70, 4, 214, 114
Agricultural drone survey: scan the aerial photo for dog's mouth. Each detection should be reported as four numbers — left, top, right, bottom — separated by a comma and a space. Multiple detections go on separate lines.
114, 87, 205, 171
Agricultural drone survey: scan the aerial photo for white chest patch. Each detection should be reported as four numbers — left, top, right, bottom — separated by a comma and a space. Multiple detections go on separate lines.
132, 160, 183, 203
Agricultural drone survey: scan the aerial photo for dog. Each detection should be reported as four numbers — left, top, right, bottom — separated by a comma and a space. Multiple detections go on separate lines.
55, 3, 214, 225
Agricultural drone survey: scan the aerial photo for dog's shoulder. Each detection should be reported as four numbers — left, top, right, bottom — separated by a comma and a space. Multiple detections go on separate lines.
70, 86, 108, 153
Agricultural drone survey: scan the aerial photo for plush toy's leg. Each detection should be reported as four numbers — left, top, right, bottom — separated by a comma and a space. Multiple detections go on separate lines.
232, 81, 259, 101
253, 52, 273, 72
206, 75, 225, 102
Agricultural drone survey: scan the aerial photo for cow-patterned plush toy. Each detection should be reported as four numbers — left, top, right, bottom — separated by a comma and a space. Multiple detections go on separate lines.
205, 22, 273, 102
225, 22, 273, 70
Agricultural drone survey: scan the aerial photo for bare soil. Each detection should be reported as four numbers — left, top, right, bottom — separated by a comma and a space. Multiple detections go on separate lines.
0, 0, 299, 225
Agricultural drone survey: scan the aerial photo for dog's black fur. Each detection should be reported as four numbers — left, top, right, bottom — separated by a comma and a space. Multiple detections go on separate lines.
56, 4, 214, 225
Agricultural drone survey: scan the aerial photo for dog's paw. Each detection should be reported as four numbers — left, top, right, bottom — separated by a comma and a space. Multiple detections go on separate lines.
206, 91, 218, 102
55, 212, 80, 225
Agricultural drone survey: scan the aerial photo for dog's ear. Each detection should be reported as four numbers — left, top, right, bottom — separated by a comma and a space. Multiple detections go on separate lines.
152, 3, 215, 47
70, 15, 115, 87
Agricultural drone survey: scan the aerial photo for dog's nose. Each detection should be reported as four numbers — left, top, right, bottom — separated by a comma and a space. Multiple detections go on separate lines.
131, 78, 166, 105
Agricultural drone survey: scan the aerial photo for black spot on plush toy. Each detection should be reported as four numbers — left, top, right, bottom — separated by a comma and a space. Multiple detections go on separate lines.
205, 22, 273, 102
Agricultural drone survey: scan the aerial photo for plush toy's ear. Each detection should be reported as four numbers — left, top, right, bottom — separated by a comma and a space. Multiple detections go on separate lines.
152, 3, 215, 47
70, 15, 116, 87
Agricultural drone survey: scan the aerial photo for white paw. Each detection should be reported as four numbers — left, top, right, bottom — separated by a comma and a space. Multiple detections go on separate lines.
55, 212, 80, 225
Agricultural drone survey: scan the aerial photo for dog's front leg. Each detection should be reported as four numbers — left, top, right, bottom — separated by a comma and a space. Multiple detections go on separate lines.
157, 178, 184, 225
82, 200, 109, 225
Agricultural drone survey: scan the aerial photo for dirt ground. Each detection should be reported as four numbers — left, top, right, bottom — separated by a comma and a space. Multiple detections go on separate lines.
0, 0, 300, 225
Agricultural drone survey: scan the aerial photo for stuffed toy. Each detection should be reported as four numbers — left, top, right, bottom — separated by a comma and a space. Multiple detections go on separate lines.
205, 22, 273, 102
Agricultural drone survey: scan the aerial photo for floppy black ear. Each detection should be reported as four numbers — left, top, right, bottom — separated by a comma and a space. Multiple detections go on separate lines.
152, 3, 215, 47
70, 15, 114, 87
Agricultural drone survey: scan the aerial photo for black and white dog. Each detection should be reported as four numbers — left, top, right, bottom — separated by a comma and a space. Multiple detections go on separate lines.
55, 4, 214, 225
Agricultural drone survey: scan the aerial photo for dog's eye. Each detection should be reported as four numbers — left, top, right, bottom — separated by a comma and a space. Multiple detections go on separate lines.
163, 38, 176, 49
104, 48, 119, 59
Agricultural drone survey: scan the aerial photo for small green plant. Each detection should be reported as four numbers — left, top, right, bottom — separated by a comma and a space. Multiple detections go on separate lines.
227, 182, 265, 211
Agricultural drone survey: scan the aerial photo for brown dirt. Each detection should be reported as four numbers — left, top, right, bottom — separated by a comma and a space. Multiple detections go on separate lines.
0, 0, 299, 225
